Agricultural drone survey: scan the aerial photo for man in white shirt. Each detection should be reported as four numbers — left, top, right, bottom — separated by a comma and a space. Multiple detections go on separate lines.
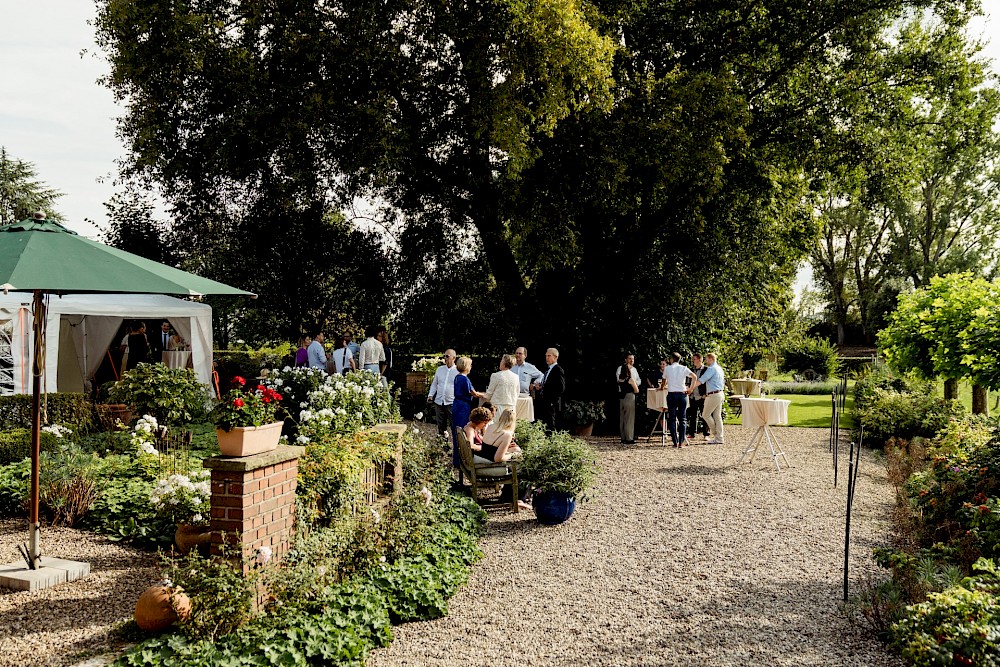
659, 352, 698, 447
615, 353, 642, 444
358, 326, 386, 376
513, 346, 544, 394
485, 354, 521, 418
427, 349, 458, 438
307, 330, 328, 370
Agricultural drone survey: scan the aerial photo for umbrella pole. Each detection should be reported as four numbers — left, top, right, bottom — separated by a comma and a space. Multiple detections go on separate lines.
27, 289, 44, 569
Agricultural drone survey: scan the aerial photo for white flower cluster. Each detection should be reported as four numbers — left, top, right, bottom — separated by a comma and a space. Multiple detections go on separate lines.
277, 367, 394, 444
411, 356, 442, 374
149, 470, 211, 523
131, 415, 161, 455
41, 424, 73, 439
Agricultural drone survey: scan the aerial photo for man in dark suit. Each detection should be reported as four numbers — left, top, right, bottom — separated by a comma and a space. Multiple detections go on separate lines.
534, 347, 566, 432
149, 320, 172, 363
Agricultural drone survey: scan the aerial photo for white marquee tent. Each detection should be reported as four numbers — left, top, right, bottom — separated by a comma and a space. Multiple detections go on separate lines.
0, 293, 213, 395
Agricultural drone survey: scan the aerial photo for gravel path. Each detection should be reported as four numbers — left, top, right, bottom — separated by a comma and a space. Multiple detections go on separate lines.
0, 520, 159, 667
369, 425, 900, 667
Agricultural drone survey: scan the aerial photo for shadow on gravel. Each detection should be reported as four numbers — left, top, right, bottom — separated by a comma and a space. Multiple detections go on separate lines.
657, 465, 728, 476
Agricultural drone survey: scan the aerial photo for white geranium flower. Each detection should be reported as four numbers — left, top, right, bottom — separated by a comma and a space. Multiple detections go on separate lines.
420, 486, 432, 507
256, 546, 272, 566
414, 412, 424, 421
296, 435, 310, 444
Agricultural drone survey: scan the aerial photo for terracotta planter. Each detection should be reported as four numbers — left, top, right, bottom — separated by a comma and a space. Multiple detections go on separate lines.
216, 421, 283, 457
570, 423, 594, 437
96, 404, 132, 431
174, 523, 211, 555
135, 584, 192, 633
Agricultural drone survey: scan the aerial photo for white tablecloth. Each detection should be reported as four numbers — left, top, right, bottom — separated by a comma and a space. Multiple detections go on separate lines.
646, 388, 668, 411
731, 378, 763, 396
739, 397, 790, 429
162, 350, 192, 369
479, 395, 534, 422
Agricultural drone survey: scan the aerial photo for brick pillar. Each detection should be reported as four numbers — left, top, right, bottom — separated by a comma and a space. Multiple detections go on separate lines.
202, 445, 305, 573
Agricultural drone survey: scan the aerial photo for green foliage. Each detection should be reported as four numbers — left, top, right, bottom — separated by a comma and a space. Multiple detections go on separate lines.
778, 336, 840, 378
37, 445, 100, 526
561, 400, 607, 426
291, 371, 399, 444
0, 392, 95, 434
879, 273, 994, 384
892, 559, 1000, 667
163, 548, 259, 642
297, 431, 396, 525
960, 281, 1000, 390
114, 434, 486, 667
853, 365, 909, 415
110, 364, 210, 425
519, 431, 598, 498
0, 146, 64, 224
856, 388, 963, 446
0, 459, 29, 515
0, 428, 59, 465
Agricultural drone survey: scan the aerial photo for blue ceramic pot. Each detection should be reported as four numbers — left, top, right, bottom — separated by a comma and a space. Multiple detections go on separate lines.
533, 491, 576, 525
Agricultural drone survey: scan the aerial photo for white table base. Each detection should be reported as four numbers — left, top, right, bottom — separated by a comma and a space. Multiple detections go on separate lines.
738, 424, 791, 471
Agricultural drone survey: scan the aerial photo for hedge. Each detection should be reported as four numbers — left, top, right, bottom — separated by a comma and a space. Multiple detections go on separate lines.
0, 393, 96, 434
0, 428, 59, 465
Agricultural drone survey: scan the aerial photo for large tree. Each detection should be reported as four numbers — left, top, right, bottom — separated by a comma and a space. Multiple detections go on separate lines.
0, 147, 63, 225
810, 14, 1000, 343
96, 0, 979, 394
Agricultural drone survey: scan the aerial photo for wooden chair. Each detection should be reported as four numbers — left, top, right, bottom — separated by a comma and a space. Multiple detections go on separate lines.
724, 379, 742, 416
456, 430, 520, 513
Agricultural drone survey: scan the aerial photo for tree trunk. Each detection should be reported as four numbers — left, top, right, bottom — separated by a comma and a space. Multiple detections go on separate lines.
972, 384, 989, 416
943, 378, 959, 400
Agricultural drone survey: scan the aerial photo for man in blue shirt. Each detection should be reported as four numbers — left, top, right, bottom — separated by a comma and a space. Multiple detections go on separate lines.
513, 346, 544, 393
307, 330, 328, 370
699, 353, 726, 444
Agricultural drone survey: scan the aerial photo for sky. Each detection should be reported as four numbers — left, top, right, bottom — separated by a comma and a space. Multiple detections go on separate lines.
2, 3, 1000, 242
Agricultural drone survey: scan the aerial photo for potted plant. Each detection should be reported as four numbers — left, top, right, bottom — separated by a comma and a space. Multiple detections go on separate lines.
211, 376, 284, 456
149, 470, 212, 554
520, 432, 598, 525
563, 400, 607, 437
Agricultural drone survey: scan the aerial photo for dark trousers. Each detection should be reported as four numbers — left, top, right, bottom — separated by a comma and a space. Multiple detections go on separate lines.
666, 392, 688, 444
687, 398, 709, 437
537, 397, 561, 432
433, 403, 452, 438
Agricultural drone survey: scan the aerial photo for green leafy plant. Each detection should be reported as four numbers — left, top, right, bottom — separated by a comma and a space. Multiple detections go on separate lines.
291, 371, 399, 443
162, 547, 260, 642
0, 459, 29, 515
520, 431, 598, 498
760, 381, 840, 395
109, 364, 210, 425
857, 388, 964, 446
211, 376, 283, 430
562, 400, 607, 427
778, 335, 840, 378
0, 428, 59, 465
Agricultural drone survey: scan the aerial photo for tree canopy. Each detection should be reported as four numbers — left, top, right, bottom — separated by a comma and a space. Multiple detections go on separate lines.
94, 0, 984, 394
0, 147, 63, 226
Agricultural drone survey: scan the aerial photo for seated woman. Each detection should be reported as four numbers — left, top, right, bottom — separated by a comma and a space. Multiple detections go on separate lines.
467, 407, 519, 463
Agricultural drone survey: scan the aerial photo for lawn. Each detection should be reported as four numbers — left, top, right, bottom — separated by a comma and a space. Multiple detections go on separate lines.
724, 382, 855, 429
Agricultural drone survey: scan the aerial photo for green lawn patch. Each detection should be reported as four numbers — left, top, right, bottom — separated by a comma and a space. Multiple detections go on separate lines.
724, 385, 854, 429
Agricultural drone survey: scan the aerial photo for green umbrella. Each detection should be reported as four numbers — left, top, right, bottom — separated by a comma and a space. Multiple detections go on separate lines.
0, 215, 253, 570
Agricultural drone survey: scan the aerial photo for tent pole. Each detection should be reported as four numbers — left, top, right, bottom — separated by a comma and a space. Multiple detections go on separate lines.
27, 289, 43, 569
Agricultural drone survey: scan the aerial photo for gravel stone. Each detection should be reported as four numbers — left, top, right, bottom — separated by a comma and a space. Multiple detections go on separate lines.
369, 425, 901, 667
0, 519, 159, 667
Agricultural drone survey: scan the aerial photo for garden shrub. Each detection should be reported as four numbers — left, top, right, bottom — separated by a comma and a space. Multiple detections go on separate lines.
297, 430, 397, 525
0, 392, 96, 433
0, 428, 59, 465
37, 445, 101, 526
853, 365, 909, 414
287, 370, 400, 443
164, 547, 260, 642
892, 558, 1000, 667
0, 459, 29, 515
856, 388, 963, 446
778, 335, 840, 378
109, 364, 210, 425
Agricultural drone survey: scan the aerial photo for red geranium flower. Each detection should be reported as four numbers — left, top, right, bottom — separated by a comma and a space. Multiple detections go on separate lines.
233, 398, 245, 408
233, 376, 246, 386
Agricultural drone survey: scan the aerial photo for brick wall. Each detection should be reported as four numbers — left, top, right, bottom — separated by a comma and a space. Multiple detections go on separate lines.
203, 445, 305, 574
